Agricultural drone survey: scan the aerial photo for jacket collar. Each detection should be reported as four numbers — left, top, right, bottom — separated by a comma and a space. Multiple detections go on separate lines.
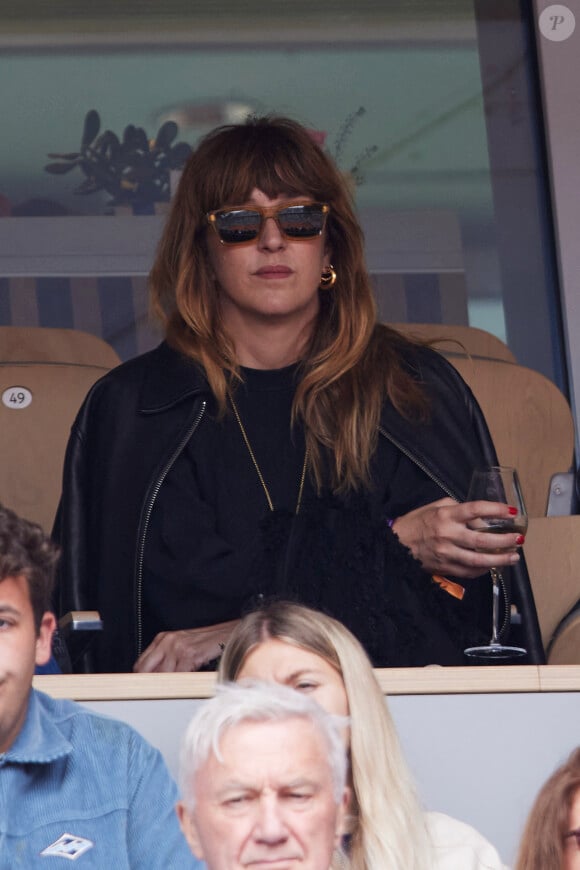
138, 342, 210, 413
4, 689, 72, 766
137, 341, 471, 503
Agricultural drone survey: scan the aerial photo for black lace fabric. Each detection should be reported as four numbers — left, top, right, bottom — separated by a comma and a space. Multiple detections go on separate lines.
247, 494, 486, 667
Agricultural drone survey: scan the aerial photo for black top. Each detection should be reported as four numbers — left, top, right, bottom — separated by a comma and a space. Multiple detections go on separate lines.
55, 339, 544, 672
142, 363, 448, 660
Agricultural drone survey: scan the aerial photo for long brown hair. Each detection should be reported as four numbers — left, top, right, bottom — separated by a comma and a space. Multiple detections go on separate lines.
516, 747, 580, 870
218, 601, 432, 870
150, 115, 427, 493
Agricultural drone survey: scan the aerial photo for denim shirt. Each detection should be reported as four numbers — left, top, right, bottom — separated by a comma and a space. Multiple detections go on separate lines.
0, 689, 202, 868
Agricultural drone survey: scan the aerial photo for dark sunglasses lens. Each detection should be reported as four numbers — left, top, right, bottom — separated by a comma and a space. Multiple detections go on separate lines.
278, 205, 326, 238
215, 209, 261, 243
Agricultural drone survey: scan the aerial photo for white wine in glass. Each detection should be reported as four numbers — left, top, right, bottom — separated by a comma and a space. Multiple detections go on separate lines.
464, 465, 528, 661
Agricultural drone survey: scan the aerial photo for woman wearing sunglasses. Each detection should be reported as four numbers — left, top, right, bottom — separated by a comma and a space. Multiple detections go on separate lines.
54, 115, 542, 673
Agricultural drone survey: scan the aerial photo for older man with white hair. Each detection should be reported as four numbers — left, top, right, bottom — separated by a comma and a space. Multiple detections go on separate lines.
177, 681, 350, 870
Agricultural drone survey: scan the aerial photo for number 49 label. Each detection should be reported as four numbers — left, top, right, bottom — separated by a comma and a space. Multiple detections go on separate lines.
2, 386, 32, 409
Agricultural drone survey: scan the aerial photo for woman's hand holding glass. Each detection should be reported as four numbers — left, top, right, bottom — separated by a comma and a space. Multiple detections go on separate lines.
392, 497, 523, 579
462, 466, 528, 659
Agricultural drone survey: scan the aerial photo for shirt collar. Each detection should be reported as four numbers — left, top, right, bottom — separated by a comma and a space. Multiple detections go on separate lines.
4, 689, 72, 765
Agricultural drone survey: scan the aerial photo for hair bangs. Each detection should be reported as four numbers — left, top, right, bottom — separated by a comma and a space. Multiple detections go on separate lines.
196, 119, 338, 212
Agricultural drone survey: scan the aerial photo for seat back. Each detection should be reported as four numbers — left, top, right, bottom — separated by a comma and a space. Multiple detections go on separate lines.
448, 356, 575, 518
524, 516, 580, 660
0, 362, 108, 531
390, 322, 516, 363
0, 326, 121, 368
0, 326, 120, 531
547, 611, 580, 664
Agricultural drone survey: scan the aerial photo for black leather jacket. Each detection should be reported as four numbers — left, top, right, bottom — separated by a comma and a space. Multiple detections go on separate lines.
53, 341, 545, 671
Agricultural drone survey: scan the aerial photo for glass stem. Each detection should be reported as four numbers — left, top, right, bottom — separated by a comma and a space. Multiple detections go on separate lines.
489, 567, 502, 645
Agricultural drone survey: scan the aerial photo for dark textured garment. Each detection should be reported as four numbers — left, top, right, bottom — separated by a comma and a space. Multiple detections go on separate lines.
53, 339, 545, 672
142, 364, 303, 645
143, 363, 477, 665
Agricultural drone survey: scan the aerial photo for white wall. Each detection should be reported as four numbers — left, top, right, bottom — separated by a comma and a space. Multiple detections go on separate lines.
82, 689, 580, 867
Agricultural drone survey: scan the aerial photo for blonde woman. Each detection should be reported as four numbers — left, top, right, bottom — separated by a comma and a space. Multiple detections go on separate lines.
219, 600, 508, 870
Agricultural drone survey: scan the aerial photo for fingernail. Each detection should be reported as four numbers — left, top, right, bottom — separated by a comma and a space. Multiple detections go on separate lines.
516, 534, 525, 545
510, 553, 520, 563
508, 506, 518, 516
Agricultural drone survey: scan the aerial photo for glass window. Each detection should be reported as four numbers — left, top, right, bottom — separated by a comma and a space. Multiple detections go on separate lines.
0, 0, 565, 389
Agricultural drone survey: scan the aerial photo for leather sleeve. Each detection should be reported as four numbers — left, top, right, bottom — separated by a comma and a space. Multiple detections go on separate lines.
52, 411, 94, 617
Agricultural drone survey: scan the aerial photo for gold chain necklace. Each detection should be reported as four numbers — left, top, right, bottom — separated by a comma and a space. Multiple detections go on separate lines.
228, 392, 309, 515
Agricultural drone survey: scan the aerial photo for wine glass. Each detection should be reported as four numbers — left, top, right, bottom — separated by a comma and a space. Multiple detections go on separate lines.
464, 465, 528, 661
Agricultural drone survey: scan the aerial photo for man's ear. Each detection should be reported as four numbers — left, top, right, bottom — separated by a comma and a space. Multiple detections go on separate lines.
35, 611, 56, 667
334, 786, 351, 847
176, 802, 205, 860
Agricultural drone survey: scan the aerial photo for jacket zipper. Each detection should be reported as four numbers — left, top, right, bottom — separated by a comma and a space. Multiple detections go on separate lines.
135, 399, 207, 657
379, 425, 458, 500
379, 425, 509, 634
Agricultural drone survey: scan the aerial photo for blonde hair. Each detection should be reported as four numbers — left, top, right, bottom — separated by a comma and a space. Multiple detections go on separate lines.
150, 115, 428, 495
219, 601, 433, 870
515, 747, 580, 870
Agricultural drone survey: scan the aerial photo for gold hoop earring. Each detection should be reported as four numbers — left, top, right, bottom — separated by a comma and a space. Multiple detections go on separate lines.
320, 264, 337, 289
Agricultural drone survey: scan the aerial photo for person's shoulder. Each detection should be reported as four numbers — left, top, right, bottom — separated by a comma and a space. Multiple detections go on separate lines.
87, 342, 172, 393
76, 341, 205, 421
35, 690, 153, 749
398, 337, 460, 384
425, 812, 509, 870
36, 691, 175, 788
30, 694, 198, 867
375, 323, 454, 369
70, 345, 162, 423
33, 687, 79, 721
374, 323, 464, 393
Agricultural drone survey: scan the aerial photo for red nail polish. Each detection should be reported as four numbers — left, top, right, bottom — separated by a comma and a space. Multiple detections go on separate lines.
508, 506, 518, 516
516, 534, 525, 545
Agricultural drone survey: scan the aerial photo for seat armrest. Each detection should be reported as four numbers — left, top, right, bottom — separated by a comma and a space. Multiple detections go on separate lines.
548, 609, 580, 664
58, 610, 103, 634
57, 610, 103, 672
